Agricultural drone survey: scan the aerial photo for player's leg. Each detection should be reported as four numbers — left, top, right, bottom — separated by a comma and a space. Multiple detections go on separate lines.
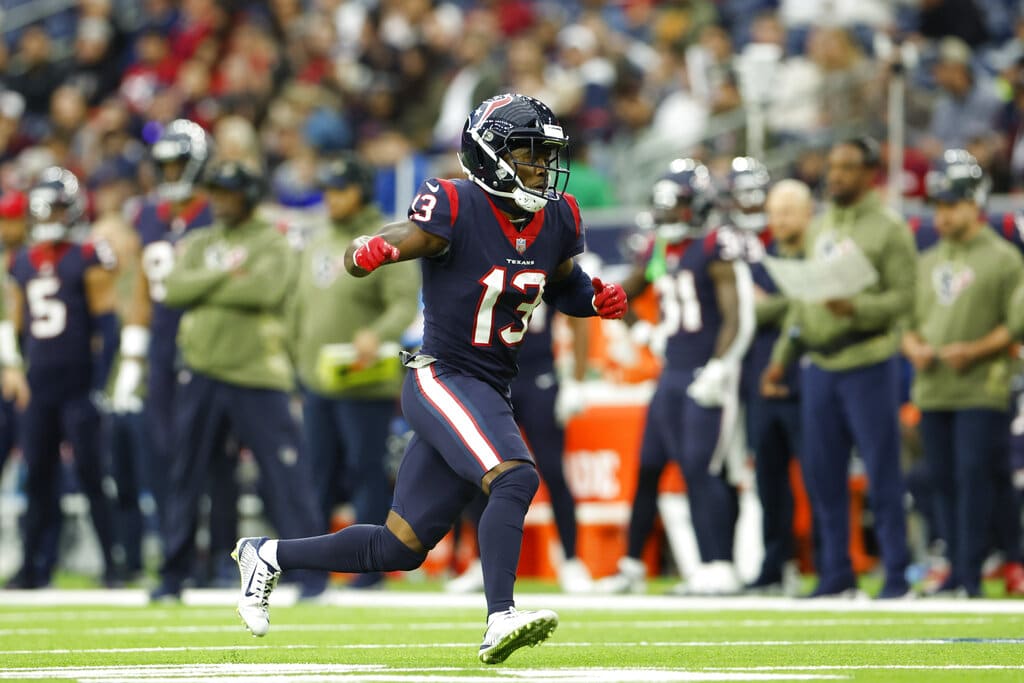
11, 399, 62, 588
801, 362, 857, 596
225, 383, 327, 598
513, 375, 590, 592
335, 396, 396, 588
154, 371, 228, 598
841, 357, 910, 598
143, 365, 176, 526
300, 388, 345, 524
62, 393, 118, 584
749, 398, 792, 588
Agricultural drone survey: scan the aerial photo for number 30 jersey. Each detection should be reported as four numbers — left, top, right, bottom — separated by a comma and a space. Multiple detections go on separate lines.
10, 240, 115, 372
408, 178, 585, 389
134, 197, 213, 370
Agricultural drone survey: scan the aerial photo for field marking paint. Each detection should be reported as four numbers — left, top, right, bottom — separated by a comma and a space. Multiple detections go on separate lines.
0, 616, 999, 638
4, 589, 1024, 614
0, 664, 846, 681
3, 637, 1024, 657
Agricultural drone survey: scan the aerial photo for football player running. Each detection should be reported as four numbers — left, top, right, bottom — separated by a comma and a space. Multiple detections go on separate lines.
231, 94, 626, 664
597, 158, 755, 596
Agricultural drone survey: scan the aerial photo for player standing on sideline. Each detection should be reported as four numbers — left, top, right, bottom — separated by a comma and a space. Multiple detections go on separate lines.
597, 158, 755, 596
4, 167, 120, 588
290, 154, 420, 589
762, 137, 915, 599
115, 120, 241, 594
741, 178, 811, 594
231, 94, 626, 663
153, 160, 327, 600
0, 191, 29, 474
904, 150, 1023, 597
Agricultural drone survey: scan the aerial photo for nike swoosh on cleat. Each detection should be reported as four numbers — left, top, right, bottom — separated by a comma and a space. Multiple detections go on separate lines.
426, 181, 440, 192
243, 565, 258, 598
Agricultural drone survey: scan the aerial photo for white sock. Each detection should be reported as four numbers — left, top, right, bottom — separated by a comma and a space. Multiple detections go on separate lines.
257, 539, 280, 571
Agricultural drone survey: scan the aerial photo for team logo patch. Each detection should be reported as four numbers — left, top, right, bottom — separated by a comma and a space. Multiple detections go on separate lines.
311, 249, 345, 288
931, 262, 975, 305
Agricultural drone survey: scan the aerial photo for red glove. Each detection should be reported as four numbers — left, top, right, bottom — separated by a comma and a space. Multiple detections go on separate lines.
592, 277, 628, 319
352, 235, 400, 273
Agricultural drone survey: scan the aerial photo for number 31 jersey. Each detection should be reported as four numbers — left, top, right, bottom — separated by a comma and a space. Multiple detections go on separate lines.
409, 178, 585, 389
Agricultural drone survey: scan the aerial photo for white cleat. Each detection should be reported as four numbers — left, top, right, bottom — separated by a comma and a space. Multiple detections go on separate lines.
559, 558, 593, 594
669, 561, 742, 596
478, 607, 558, 664
445, 558, 484, 594
231, 536, 281, 637
595, 557, 647, 594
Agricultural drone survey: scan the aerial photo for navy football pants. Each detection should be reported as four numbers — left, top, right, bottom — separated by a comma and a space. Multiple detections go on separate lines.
801, 357, 909, 592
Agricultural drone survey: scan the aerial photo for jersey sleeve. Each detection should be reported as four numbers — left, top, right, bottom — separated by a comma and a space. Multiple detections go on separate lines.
560, 193, 585, 261
82, 239, 118, 271
407, 178, 458, 242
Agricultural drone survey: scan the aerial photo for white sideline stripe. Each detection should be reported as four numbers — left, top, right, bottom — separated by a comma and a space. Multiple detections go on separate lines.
415, 367, 500, 470
4, 589, 1024, 614
0, 616, 997, 637
3, 638, 1023, 656
0, 664, 844, 682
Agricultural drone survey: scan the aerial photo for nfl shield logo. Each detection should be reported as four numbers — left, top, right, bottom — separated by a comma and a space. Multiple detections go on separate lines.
515, 237, 527, 254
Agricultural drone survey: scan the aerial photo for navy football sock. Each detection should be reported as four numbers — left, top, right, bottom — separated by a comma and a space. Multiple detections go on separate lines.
478, 465, 539, 615
626, 465, 662, 559
277, 525, 423, 573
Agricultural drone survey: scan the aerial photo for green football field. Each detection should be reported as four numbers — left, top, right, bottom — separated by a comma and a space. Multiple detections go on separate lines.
2, 586, 1024, 682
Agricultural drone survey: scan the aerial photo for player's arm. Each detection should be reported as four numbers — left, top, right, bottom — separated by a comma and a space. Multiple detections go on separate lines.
85, 259, 120, 390
542, 258, 627, 319
709, 260, 741, 360
163, 233, 230, 308
0, 279, 29, 410
344, 220, 448, 278
619, 262, 650, 301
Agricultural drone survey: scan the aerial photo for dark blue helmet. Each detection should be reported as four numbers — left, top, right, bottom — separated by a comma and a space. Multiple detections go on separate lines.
638, 158, 716, 243
318, 154, 375, 200
722, 156, 770, 232
203, 160, 265, 207
152, 118, 212, 202
459, 93, 570, 213
926, 148, 986, 205
28, 166, 85, 243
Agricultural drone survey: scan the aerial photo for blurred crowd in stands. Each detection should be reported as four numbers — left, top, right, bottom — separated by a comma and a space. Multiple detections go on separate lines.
3, 0, 1024, 213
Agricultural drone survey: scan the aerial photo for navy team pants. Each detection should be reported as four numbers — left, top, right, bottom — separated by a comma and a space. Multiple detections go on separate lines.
160, 370, 326, 593
919, 409, 1009, 596
626, 368, 736, 563
20, 385, 115, 584
746, 395, 802, 584
301, 390, 395, 528
801, 357, 909, 594
511, 367, 579, 559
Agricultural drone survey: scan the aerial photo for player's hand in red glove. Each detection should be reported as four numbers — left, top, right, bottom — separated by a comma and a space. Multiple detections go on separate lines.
592, 277, 628, 319
352, 235, 400, 273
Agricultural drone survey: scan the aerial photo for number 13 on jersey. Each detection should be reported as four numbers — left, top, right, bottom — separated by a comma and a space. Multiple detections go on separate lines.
473, 267, 546, 347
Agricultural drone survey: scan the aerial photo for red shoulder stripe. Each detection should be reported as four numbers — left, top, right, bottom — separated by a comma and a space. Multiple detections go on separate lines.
437, 179, 459, 226
564, 193, 582, 238
702, 228, 719, 255
1002, 212, 1015, 240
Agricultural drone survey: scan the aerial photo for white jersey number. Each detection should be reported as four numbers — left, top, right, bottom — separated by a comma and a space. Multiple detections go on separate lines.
473, 267, 546, 346
26, 276, 67, 339
653, 270, 702, 342
142, 240, 176, 302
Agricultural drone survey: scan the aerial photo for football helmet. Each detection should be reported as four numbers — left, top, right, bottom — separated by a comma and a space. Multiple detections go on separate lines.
459, 93, 570, 213
152, 118, 212, 202
723, 156, 770, 232
203, 159, 266, 207
28, 167, 85, 243
925, 148, 987, 205
638, 158, 716, 243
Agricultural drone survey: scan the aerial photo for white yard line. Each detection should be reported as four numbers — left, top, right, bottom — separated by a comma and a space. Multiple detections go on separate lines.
3, 590, 1024, 614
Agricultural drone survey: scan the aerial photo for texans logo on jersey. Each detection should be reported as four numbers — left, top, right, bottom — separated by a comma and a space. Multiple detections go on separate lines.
813, 232, 858, 261
931, 262, 975, 305
311, 249, 346, 288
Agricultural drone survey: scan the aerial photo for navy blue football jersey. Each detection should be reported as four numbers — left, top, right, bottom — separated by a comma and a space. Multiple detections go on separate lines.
516, 300, 556, 375
10, 240, 115, 371
134, 197, 213, 369
409, 178, 584, 388
651, 226, 758, 372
